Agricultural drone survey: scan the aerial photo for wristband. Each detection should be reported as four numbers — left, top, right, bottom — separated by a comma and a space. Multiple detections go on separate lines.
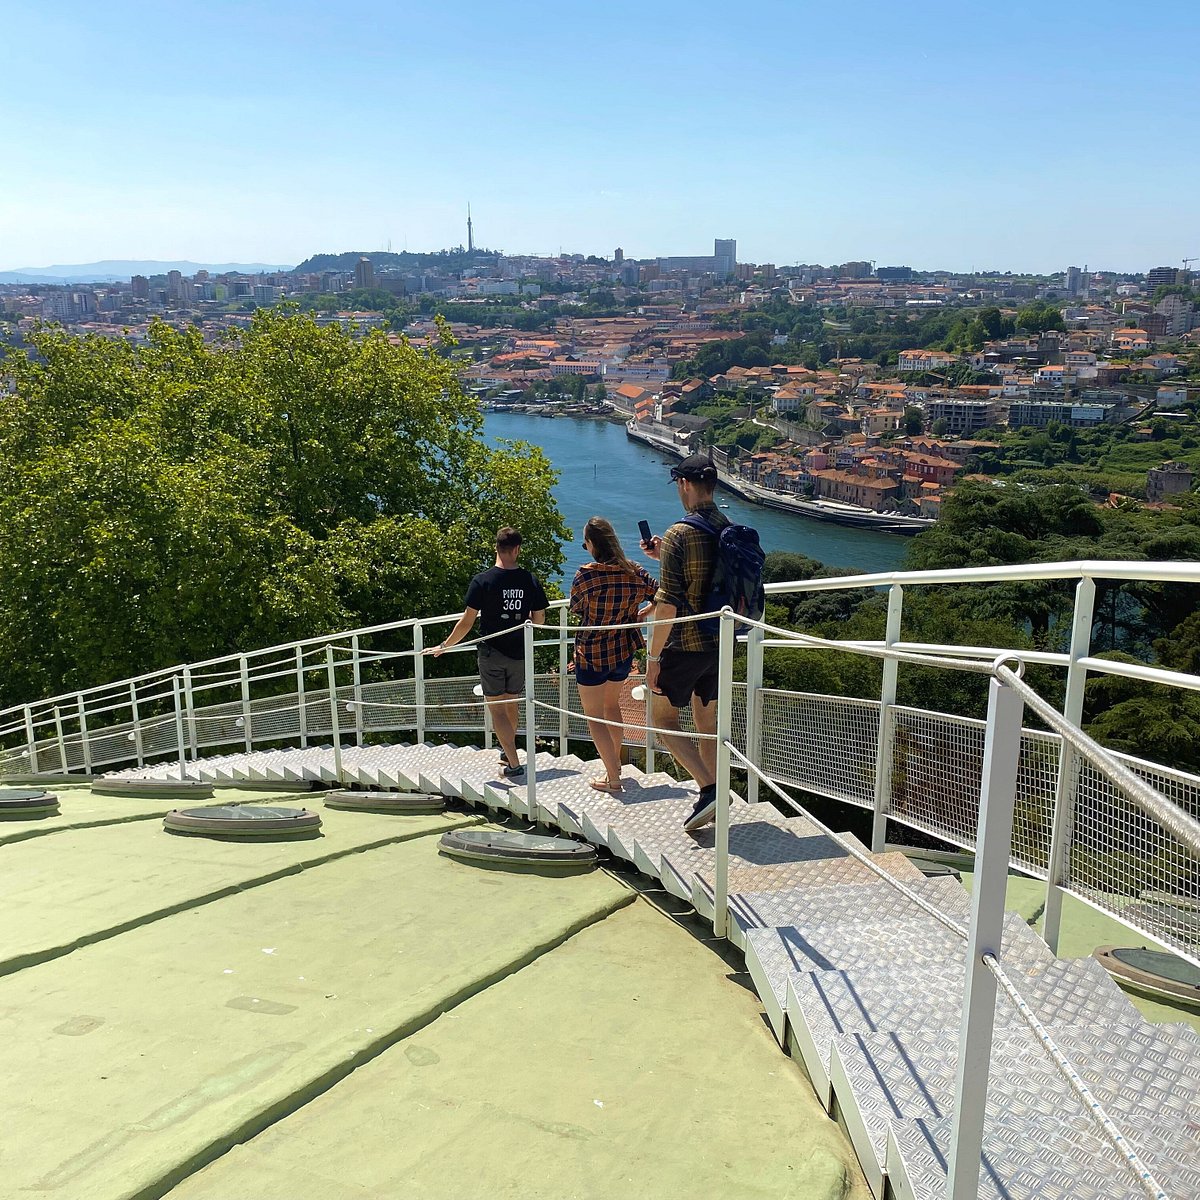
647, 654, 662, 662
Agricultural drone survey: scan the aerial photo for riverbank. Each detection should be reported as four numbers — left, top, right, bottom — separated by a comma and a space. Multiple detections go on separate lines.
624, 421, 934, 536
483, 412, 910, 582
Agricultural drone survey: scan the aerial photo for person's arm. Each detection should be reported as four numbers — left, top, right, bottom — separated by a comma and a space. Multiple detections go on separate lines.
431, 607, 478, 656
531, 609, 546, 626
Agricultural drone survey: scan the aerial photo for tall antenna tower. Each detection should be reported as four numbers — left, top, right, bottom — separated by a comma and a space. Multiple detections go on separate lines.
467, 204, 474, 254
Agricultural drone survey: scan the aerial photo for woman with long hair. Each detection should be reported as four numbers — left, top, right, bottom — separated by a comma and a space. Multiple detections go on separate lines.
570, 516, 657, 792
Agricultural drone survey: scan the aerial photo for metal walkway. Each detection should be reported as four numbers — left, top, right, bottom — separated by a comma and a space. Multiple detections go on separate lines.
107, 742, 1200, 1199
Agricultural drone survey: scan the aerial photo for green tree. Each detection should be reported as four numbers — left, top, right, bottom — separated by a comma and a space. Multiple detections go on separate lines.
0, 312, 569, 703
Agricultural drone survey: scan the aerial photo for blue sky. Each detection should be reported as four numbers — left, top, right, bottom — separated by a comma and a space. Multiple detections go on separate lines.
5, 0, 1199, 273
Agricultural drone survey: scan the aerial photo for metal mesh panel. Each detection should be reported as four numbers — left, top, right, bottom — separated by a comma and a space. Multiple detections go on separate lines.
194, 701, 249, 752
419, 676, 485, 734
1066, 753, 1200, 964
755, 689, 879, 808
246, 692, 302, 742
888, 706, 1061, 874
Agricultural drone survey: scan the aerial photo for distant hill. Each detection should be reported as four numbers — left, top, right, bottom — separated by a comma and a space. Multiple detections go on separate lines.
0, 260, 293, 285
293, 248, 497, 274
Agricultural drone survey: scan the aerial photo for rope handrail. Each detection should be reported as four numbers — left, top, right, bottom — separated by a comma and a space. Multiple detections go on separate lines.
528, 695, 716, 743
983, 953, 1170, 1200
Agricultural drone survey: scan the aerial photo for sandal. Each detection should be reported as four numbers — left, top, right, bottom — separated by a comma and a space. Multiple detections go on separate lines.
589, 778, 623, 793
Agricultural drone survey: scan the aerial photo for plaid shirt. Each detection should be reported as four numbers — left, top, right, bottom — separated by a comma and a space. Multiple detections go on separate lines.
654, 502, 729, 652
570, 561, 658, 673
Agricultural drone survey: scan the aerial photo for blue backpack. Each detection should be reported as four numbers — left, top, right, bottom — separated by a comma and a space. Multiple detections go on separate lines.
679, 511, 766, 635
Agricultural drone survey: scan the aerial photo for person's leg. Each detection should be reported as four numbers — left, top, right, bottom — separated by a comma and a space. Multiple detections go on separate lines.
600, 680, 627, 779
487, 693, 521, 768
692, 694, 717, 786
579, 683, 622, 787
649, 690, 710, 788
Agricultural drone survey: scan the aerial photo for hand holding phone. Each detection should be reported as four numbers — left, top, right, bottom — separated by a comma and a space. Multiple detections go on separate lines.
638, 519, 652, 545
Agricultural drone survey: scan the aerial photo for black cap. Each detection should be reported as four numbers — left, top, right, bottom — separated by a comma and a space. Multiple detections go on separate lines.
670, 453, 718, 484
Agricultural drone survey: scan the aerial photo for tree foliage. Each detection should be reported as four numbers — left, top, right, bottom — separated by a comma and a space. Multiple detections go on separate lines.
0, 311, 568, 703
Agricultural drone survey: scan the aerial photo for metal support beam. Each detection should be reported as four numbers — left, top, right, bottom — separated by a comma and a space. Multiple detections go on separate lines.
172, 676, 188, 781
743, 624, 765, 803
129, 683, 144, 767
295, 647, 308, 748
644, 612, 656, 775
53, 706, 67, 773
947, 674, 1025, 1200
239, 655, 253, 752
524, 620, 537, 818
1043, 576, 1095, 954
557, 606, 570, 756
351, 635, 364, 746
23, 705, 38, 774
182, 666, 197, 760
413, 624, 426, 744
76, 694, 92, 775
326, 646, 343, 783
870, 583, 904, 852
713, 610, 735, 939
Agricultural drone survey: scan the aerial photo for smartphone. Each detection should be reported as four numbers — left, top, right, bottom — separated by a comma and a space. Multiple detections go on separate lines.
638, 519, 652, 544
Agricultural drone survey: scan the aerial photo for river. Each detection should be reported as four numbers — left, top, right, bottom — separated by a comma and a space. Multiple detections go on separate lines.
484, 412, 910, 584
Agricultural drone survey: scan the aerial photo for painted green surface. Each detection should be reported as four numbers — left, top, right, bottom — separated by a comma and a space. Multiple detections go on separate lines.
1, 828, 634, 1200
963, 871, 1200, 1034
167, 899, 868, 1200
0, 796, 484, 975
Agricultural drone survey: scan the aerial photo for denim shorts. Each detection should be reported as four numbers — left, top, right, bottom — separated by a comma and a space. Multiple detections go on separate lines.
574, 656, 634, 688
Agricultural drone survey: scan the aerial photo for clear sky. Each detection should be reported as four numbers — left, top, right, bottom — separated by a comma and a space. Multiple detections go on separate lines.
5, 0, 1199, 274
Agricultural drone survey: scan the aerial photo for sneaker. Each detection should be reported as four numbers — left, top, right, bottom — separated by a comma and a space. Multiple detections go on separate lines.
502, 761, 525, 779
683, 785, 718, 831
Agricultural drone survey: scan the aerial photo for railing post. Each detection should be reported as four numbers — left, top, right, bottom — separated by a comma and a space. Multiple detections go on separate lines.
129, 683, 144, 767
326, 645, 343, 783
713, 609, 736, 938
23, 705, 38, 774
54, 706, 67, 773
76, 693, 92, 775
172, 676, 188, 781
238, 655, 253, 752
557, 606, 570, 756
351, 635, 364, 746
870, 583, 904, 852
1043, 576, 1095, 954
743, 624, 765, 803
413, 624, 426, 744
644, 612, 656, 775
524, 620, 537, 817
182, 666, 197, 760
947, 672, 1025, 1200
295, 647, 308, 748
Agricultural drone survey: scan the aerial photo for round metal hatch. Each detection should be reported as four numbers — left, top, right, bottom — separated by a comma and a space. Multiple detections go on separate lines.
325, 790, 444, 814
163, 804, 322, 840
1095, 945, 1200, 1009
439, 827, 596, 870
95, 778, 215, 799
0, 787, 60, 820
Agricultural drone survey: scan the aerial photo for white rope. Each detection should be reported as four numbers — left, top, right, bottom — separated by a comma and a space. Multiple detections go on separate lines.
529, 696, 717, 743
983, 954, 1170, 1200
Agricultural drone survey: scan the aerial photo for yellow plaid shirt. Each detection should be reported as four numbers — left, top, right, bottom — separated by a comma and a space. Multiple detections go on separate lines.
653, 502, 729, 652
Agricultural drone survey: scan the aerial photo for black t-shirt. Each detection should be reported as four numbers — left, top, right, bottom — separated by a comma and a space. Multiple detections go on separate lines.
464, 566, 549, 658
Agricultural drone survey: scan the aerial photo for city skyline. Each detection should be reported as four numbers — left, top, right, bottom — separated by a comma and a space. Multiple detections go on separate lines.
6, 1, 1200, 274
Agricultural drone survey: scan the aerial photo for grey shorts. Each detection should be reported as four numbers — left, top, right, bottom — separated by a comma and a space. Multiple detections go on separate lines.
478, 646, 525, 697
657, 647, 719, 708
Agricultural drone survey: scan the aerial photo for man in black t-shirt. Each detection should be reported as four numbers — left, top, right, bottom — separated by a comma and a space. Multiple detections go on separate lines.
432, 527, 548, 777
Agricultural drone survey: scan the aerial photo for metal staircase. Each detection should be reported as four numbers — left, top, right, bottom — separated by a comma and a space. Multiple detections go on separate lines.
100, 739, 1200, 1199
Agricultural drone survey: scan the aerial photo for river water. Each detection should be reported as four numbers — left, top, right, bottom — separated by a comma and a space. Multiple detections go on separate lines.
484, 412, 910, 584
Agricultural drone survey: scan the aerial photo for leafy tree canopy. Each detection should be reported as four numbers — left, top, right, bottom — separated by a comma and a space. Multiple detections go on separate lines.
0, 311, 568, 704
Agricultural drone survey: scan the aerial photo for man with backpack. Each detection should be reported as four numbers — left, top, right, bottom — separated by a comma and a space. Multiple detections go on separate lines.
640, 453, 764, 831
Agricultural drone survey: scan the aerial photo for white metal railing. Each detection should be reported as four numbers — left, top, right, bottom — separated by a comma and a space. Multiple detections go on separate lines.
4, 559, 1199, 1197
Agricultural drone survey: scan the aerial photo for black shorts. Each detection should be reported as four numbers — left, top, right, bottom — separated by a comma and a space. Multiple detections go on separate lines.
657, 647, 719, 708
478, 646, 524, 697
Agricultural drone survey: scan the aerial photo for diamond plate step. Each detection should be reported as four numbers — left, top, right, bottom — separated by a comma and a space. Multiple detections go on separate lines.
747, 911, 1052, 1046
832, 1020, 1200, 1198
725, 875, 973, 952
690, 850, 927, 922
886, 1105, 1191, 1200
788, 956, 1142, 1107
